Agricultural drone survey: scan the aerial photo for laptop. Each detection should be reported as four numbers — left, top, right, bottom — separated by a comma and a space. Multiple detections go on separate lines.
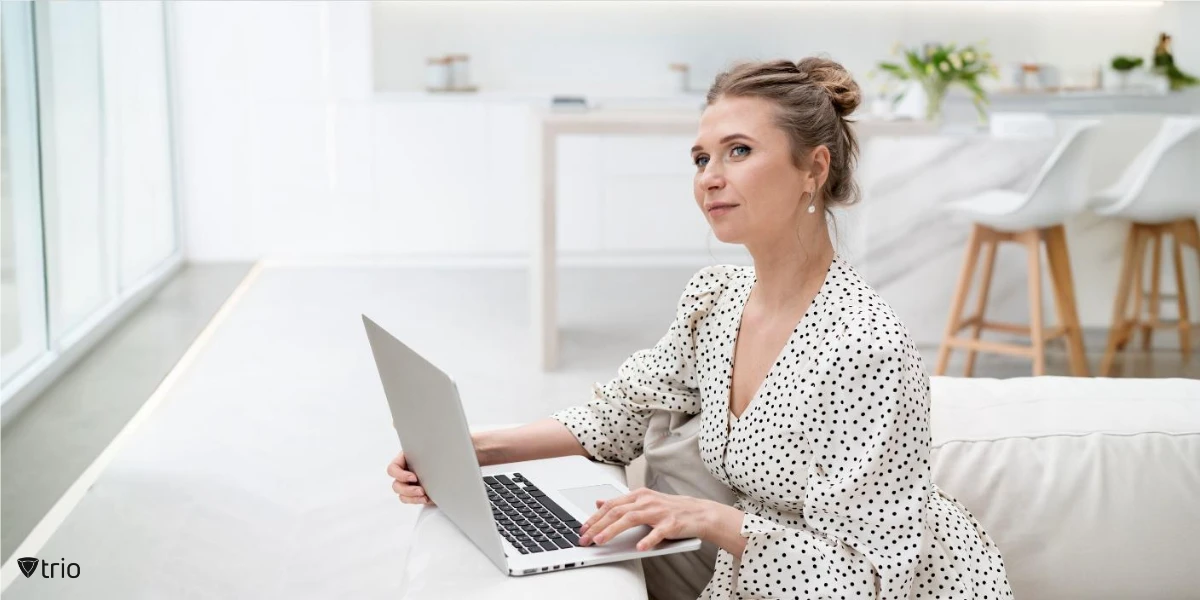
362, 315, 702, 577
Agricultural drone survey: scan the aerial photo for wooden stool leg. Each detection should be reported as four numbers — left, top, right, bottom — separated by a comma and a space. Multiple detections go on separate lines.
1025, 230, 1046, 376
964, 237, 998, 377
936, 225, 984, 376
1128, 227, 1147, 350
1178, 218, 1200, 250
1172, 222, 1192, 357
1045, 225, 1090, 376
1144, 229, 1163, 350
1101, 224, 1141, 376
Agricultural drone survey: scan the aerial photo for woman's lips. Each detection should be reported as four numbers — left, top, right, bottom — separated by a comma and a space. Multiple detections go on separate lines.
708, 204, 738, 216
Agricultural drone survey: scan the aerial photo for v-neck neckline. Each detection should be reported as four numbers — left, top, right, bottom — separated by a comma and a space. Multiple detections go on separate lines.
723, 254, 838, 430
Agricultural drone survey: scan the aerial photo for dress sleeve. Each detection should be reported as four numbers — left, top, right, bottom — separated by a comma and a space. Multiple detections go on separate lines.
549, 266, 730, 466
733, 310, 931, 599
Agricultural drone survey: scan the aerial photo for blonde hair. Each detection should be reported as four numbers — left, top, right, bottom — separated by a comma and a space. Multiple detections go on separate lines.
704, 57, 863, 208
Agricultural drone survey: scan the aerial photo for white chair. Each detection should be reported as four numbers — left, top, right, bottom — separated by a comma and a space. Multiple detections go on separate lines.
935, 119, 1101, 378
1090, 117, 1200, 375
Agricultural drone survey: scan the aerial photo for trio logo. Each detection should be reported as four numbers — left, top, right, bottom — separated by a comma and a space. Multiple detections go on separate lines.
17, 557, 81, 579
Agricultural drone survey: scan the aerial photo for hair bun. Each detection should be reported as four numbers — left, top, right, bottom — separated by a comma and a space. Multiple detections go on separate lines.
795, 57, 861, 117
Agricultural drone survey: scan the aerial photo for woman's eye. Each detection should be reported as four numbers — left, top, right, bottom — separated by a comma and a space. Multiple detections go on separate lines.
694, 145, 749, 168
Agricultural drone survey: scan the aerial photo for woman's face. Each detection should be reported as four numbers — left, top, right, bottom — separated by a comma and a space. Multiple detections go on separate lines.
690, 96, 822, 246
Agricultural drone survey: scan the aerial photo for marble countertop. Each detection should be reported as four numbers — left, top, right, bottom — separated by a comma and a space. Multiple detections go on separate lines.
529, 105, 952, 138
376, 87, 1200, 114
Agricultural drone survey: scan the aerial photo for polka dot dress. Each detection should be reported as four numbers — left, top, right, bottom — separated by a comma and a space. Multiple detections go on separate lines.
552, 255, 1013, 599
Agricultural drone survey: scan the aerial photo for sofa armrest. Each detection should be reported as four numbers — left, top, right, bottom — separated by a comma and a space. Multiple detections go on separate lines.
930, 376, 1200, 599
625, 455, 647, 490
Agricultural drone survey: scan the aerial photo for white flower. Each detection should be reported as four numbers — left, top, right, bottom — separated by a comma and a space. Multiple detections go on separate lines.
963, 51, 975, 62
939, 61, 950, 72
949, 54, 963, 70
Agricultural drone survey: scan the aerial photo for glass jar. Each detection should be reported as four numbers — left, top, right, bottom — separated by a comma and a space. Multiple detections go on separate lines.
668, 63, 690, 94
425, 56, 451, 90
448, 54, 471, 90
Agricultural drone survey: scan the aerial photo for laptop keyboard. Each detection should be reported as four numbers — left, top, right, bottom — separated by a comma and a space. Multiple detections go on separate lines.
485, 473, 583, 554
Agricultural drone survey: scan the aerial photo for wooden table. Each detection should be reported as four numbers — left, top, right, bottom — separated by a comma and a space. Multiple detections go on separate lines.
526, 107, 945, 370
529, 107, 703, 370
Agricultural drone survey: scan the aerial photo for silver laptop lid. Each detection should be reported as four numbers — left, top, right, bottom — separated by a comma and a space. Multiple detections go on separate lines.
361, 315, 507, 572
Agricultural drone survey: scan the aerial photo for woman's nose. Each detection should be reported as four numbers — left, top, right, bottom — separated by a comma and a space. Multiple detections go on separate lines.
699, 166, 725, 190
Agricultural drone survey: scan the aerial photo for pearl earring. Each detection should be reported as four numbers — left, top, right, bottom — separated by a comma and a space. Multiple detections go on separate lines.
806, 191, 816, 214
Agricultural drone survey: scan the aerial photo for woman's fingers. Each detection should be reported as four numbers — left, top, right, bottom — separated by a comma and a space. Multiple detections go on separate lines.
388, 450, 434, 506
388, 453, 418, 479
387, 464, 414, 481
636, 527, 666, 551
389, 467, 417, 483
387, 451, 420, 484
388, 451, 406, 470
580, 502, 636, 545
584, 512, 645, 546
393, 482, 434, 505
392, 482, 426, 497
581, 493, 637, 534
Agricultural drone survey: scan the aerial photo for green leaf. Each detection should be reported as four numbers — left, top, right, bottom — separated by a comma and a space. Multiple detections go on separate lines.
906, 50, 926, 73
1111, 55, 1144, 71
961, 77, 987, 101
877, 62, 911, 79
930, 46, 947, 66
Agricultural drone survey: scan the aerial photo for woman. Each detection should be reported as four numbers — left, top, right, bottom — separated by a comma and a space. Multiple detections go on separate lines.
388, 57, 1012, 599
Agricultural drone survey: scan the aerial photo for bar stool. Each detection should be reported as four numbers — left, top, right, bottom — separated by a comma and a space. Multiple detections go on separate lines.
1091, 116, 1200, 376
935, 119, 1100, 377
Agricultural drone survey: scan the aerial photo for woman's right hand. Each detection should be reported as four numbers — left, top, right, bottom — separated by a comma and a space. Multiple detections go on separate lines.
387, 450, 435, 506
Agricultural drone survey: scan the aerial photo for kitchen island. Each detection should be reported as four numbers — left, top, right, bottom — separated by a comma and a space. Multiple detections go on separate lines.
528, 105, 1200, 368
853, 113, 1198, 353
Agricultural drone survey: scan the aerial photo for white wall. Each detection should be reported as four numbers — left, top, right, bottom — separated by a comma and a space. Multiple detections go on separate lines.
171, 0, 1198, 263
372, 0, 1190, 96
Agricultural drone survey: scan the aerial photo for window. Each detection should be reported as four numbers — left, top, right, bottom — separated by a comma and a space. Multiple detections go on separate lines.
1, 0, 180, 414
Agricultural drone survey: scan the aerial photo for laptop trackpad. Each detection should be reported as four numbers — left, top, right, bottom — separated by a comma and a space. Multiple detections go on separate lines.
558, 484, 625, 518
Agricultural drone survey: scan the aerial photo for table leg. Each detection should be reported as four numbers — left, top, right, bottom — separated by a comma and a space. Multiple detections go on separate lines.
532, 120, 558, 370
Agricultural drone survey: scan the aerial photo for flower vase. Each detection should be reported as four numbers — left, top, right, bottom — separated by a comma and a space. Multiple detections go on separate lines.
1116, 70, 1131, 91
922, 81, 949, 123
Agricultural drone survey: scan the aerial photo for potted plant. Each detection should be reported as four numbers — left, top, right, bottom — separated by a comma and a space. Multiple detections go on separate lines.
1110, 55, 1144, 90
874, 41, 998, 123
1153, 33, 1198, 91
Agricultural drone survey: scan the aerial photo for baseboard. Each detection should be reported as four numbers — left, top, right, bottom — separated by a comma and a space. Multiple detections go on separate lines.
0, 256, 184, 428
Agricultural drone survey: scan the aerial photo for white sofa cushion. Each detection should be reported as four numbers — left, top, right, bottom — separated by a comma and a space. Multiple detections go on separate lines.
929, 376, 1200, 599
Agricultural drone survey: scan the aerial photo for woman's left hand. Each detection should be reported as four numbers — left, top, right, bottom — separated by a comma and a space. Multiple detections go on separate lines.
578, 488, 714, 551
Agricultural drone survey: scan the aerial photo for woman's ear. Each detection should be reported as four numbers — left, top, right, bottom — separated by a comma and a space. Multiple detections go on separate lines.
810, 145, 832, 191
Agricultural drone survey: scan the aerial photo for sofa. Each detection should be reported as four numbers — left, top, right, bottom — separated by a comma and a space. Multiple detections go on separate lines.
402, 376, 1200, 599
922, 376, 1200, 599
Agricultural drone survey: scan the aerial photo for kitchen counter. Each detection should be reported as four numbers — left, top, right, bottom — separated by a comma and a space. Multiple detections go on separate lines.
527, 107, 995, 368
852, 117, 1199, 350
358, 96, 1197, 369
529, 106, 1197, 367
935, 87, 1200, 121
378, 87, 1200, 116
